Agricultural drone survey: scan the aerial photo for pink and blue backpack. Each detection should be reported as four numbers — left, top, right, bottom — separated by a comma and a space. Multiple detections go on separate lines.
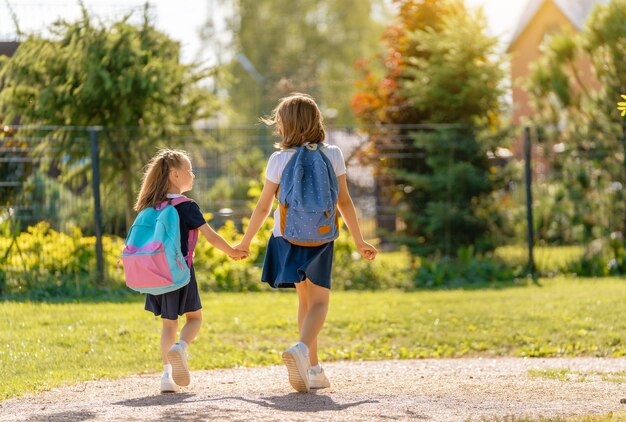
122, 196, 198, 295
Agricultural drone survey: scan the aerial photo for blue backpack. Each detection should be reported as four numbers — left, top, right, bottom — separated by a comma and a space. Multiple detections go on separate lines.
122, 196, 198, 295
278, 143, 340, 247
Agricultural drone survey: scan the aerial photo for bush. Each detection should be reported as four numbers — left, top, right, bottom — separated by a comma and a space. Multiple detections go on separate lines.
414, 246, 522, 288
194, 218, 414, 292
193, 218, 272, 292
332, 229, 412, 290
565, 234, 626, 277
1, 217, 541, 298
14, 170, 94, 234
1, 216, 417, 297
0, 221, 126, 299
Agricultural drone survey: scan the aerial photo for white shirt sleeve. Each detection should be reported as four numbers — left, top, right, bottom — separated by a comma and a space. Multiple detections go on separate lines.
265, 152, 281, 184
330, 146, 347, 177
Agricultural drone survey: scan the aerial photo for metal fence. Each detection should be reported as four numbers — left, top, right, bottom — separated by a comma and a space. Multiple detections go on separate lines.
1, 125, 384, 283
519, 125, 622, 251
0, 125, 394, 229
2, 123, 623, 284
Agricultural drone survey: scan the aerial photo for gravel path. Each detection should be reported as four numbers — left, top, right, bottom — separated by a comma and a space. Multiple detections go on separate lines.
1, 358, 625, 421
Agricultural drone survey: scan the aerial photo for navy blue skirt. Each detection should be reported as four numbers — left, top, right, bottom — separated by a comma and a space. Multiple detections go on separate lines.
144, 266, 202, 320
262, 235, 334, 289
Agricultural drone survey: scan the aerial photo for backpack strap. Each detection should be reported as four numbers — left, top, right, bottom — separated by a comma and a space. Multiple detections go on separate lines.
155, 195, 198, 267
274, 147, 298, 200
169, 196, 192, 206
154, 195, 193, 210
186, 229, 198, 268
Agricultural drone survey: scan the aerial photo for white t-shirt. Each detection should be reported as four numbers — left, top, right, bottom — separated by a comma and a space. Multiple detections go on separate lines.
265, 144, 347, 238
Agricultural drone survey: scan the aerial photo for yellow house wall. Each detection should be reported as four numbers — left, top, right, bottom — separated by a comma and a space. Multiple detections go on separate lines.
509, 1, 574, 127
508, 0, 599, 157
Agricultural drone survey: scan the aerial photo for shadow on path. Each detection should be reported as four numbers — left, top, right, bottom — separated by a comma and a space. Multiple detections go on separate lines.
224, 393, 378, 412
111, 392, 375, 420
113, 393, 201, 407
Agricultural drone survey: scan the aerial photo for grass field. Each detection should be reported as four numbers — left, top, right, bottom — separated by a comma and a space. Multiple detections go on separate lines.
495, 245, 584, 273
2, 276, 626, 400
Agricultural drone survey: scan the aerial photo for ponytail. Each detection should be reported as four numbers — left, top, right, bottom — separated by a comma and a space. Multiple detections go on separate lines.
134, 149, 190, 211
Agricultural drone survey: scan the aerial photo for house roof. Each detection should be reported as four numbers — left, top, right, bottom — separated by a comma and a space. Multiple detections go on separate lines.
0, 41, 19, 57
507, 0, 608, 51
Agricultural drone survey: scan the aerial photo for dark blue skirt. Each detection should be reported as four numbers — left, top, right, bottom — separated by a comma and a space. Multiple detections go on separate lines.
262, 235, 334, 289
144, 266, 202, 320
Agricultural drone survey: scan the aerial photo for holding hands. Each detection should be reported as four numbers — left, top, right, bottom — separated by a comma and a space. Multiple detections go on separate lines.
198, 225, 249, 261
233, 241, 250, 257
225, 237, 250, 261
229, 238, 376, 262
228, 247, 249, 261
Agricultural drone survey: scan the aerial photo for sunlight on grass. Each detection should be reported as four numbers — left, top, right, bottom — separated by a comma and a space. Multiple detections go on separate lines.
2, 277, 626, 399
529, 368, 626, 383
495, 245, 584, 273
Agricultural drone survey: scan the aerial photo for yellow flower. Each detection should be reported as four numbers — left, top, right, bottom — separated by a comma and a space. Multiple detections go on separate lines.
618, 94, 626, 117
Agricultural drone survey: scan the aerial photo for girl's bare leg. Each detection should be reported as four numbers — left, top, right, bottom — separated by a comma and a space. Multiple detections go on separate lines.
161, 319, 178, 364
297, 279, 329, 366
180, 310, 202, 345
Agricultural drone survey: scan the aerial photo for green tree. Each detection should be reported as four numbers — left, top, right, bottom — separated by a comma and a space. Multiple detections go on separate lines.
0, 4, 218, 231
527, 0, 626, 242
353, 0, 509, 255
0, 127, 28, 207
212, 0, 384, 124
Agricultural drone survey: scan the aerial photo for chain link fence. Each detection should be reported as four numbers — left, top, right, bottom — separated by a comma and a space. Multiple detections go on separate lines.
1, 125, 381, 284
3, 123, 621, 287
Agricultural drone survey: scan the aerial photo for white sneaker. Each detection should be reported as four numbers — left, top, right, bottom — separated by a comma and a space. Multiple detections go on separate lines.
281, 342, 310, 392
309, 367, 331, 389
167, 343, 190, 386
160, 373, 179, 393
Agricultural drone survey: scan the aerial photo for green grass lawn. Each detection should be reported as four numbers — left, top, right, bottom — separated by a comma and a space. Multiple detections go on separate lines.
495, 245, 584, 273
375, 244, 586, 276
2, 276, 626, 400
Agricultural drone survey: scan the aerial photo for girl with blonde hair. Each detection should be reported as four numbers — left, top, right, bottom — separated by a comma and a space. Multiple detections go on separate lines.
135, 148, 247, 393
236, 94, 377, 392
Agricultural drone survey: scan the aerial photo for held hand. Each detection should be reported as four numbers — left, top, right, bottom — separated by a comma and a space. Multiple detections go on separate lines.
234, 242, 250, 256
357, 241, 378, 261
228, 247, 249, 261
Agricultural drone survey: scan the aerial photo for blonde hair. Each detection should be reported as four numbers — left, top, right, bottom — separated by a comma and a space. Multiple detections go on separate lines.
261, 93, 326, 149
134, 148, 191, 211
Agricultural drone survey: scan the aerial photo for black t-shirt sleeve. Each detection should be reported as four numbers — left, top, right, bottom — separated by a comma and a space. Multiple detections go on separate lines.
174, 201, 206, 258
178, 201, 207, 230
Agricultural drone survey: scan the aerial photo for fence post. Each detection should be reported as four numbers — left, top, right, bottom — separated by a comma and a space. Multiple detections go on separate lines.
523, 126, 536, 278
622, 120, 626, 241
89, 127, 105, 285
